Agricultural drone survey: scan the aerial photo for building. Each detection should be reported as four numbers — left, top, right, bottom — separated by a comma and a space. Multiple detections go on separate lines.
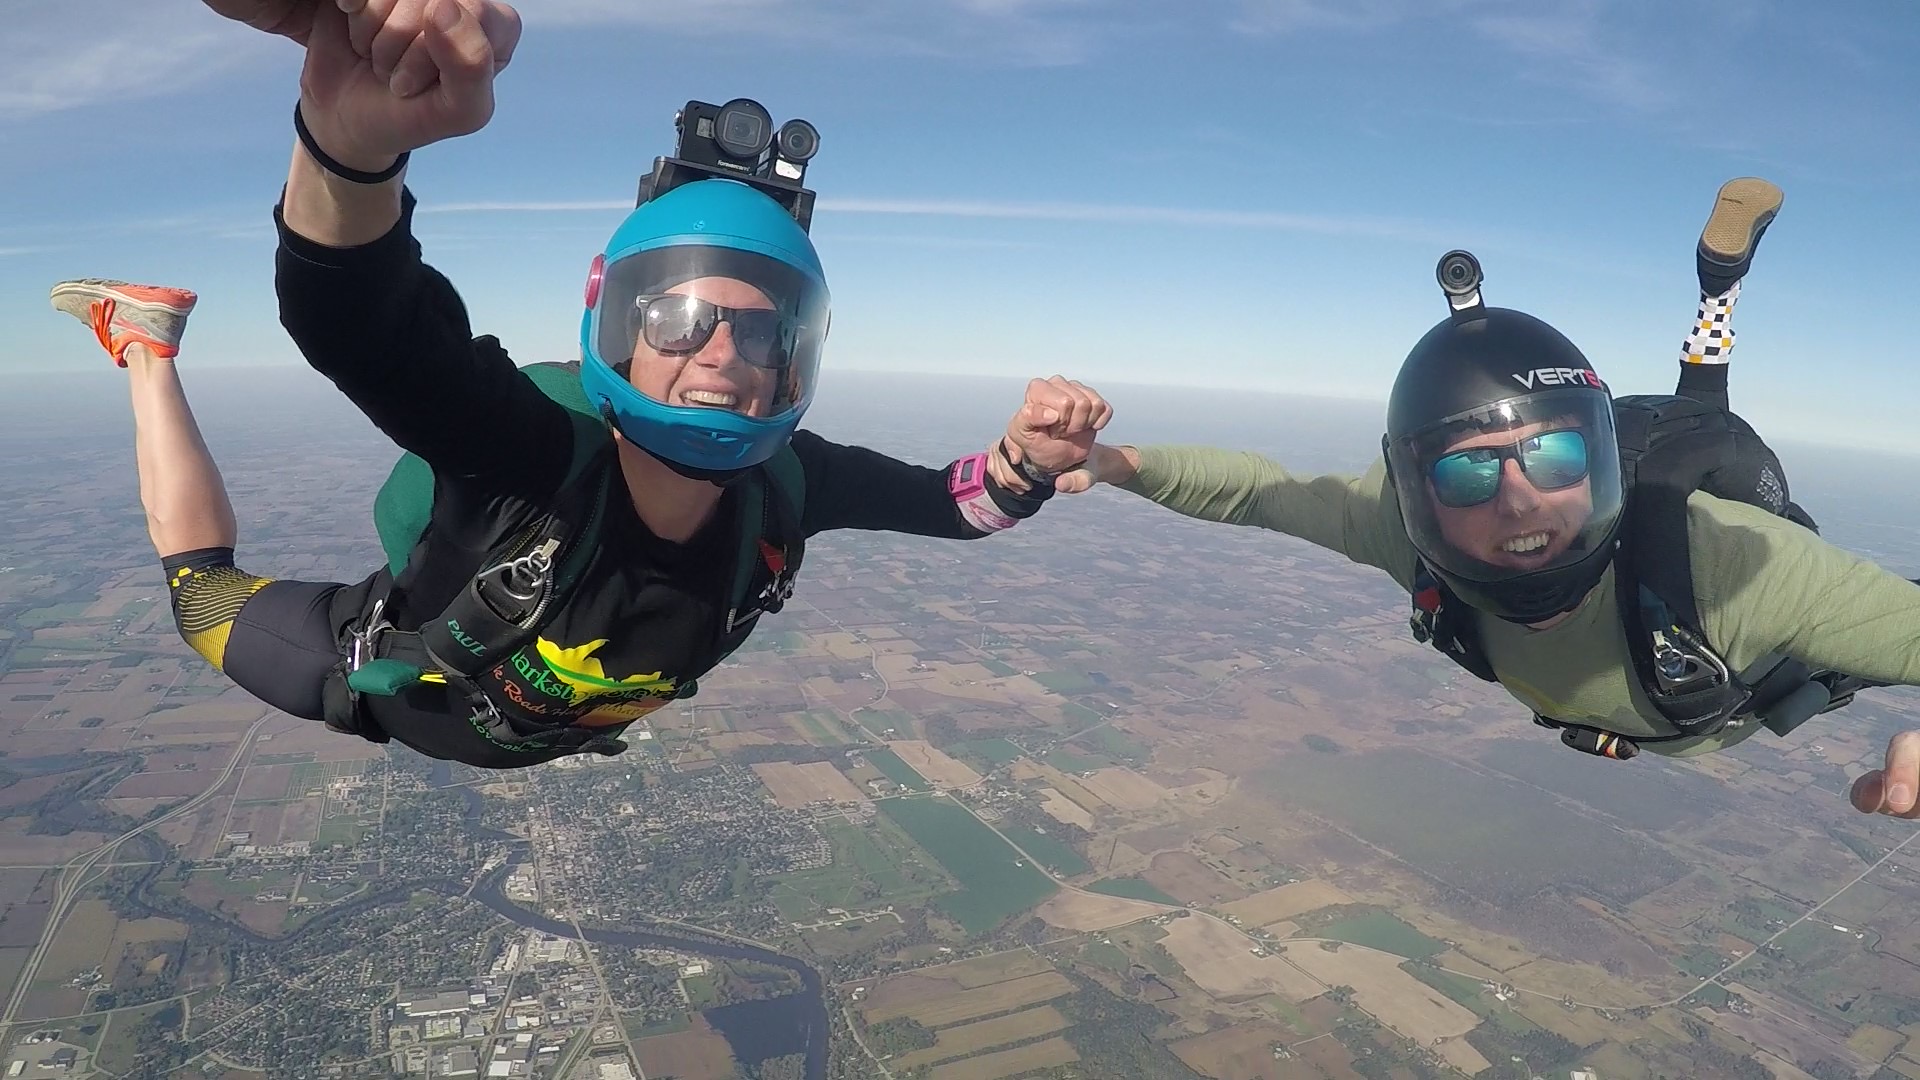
397, 990, 473, 1018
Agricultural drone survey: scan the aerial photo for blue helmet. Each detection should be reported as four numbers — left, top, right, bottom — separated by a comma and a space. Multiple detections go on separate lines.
579, 178, 830, 474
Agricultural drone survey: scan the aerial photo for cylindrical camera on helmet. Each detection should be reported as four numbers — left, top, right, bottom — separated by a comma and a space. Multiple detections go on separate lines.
1436, 249, 1483, 298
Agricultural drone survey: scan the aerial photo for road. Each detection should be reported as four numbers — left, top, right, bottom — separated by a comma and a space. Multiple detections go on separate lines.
0, 713, 270, 1027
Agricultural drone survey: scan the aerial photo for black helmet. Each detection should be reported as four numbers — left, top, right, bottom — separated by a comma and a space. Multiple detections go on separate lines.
1383, 305, 1624, 623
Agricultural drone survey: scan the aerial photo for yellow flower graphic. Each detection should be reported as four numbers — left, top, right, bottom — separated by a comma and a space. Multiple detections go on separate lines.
533, 637, 679, 704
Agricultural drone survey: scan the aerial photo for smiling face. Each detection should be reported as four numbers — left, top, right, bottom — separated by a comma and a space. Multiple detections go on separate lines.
626, 276, 782, 418
1429, 416, 1596, 571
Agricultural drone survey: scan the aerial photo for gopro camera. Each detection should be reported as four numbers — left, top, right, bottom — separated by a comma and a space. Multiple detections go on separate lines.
1435, 249, 1485, 315
635, 97, 821, 231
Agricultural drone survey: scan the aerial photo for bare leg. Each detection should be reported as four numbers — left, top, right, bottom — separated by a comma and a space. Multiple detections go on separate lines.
50, 279, 234, 556
124, 342, 238, 555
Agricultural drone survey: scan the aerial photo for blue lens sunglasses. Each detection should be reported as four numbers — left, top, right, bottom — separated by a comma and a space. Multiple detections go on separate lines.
1429, 428, 1590, 508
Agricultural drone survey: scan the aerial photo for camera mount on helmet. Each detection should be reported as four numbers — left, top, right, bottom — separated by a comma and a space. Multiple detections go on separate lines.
635, 97, 821, 232
1436, 249, 1485, 316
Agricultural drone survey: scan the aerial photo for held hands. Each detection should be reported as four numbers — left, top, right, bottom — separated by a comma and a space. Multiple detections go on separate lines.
1850, 731, 1920, 819
201, 0, 522, 169
991, 377, 1112, 493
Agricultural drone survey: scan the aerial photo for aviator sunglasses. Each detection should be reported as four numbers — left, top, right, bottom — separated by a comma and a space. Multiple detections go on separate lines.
1428, 428, 1590, 508
630, 293, 798, 369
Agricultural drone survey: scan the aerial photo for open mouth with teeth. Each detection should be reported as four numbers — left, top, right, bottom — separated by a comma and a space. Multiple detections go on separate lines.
1498, 530, 1556, 562
677, 388, 744, 413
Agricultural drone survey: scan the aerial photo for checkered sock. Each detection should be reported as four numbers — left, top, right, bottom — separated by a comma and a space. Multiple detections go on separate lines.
1680, 280, 1741, 364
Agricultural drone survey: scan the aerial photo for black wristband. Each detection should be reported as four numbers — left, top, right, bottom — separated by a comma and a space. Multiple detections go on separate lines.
998, 436, 1076, 489
294, 102, 409, 185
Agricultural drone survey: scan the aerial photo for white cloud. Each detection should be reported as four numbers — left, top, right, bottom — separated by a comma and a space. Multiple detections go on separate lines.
0, 1, 285, 121
418, 193, 1452, 243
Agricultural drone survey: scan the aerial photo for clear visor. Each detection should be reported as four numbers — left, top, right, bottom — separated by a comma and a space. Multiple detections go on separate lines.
591, 244, 828, 421
1386, 388, 1623, 586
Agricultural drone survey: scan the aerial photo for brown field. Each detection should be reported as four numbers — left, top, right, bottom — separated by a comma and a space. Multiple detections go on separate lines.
927, 1035, 1077, 1080
221, 803, 286, 847
932, 949, 1056, 989
1297, 1034, 1365, 1080
17, 899, 118, 1018
892, 1006, 1069, 1070
1033, 889, 1167, 932
278, 796, 323, 843
1031, 763, 1111, 815
710, 731, 779, 751
1078, 767, 1167, 810
108, 770, 212, 798
1159, 916, 1322, 1002
0, 774, 66, 809
1169, 1021, 1299, 1080
1008, 759, 1045, 782
751, 762, 866, 808
1035, 787, 1093, 829
0, 835, 109, 866
634, 1016, 738, 1080
104, 916, 187, 977
1278, 943, 1483, 1054
248, 715, 385, 761
1431, 949, 1503, 982
862, 972, 1074, 1027
235, 764, 294, 801
1848, 1022, 1906, 1062
887, 741, 983, 788
1144, 851, 1246, 905
1500, 957, 1645, 1008
1704, 1006, 1856, 1077
1887, 1057, 1920, 1080
1218, 880, 1356, 928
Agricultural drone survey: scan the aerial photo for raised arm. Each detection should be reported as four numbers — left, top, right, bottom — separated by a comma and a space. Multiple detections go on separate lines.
208, 0, 560, 479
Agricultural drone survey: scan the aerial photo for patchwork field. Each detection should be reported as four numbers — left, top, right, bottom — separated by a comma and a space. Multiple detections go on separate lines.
887, 740, 983, 788
751, 761, 866, 808
890, 1005, 1070, 1070
1281, 944, 1487, 1072
1032, 889, 1168, 932
1218, 879, 1355, 928
633, 1015, 738, 1080
876, 796, 1056, 935
863, 971, 1075, 1027
1158, 916, 1322, 1002
926, 1036, 1078, 1080
1168, 1021, 1299, 1080
1033, 787, 1093, 829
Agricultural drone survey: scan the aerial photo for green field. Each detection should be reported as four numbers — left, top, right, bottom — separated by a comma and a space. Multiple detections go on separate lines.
1079, 940, 1132, 973
795, 711, 851, 745
766, 817, 949, 921
17, 602, 92, 628
1075, 725, 1147, 760
878, 796, 1058, 935
1403, 963, 1493, 1017
252, 752, 316, 766
1674, 945, 1727, 979
625, 1012, 691, 1040
853, 707, 919, 740
682, 973, 720, 1009
314, 818, 364, 848
951, 738, 1025, 766
979, 659, 1018, 677
863, 748, 931, 792
1315, 911, 1446, 959
1060, 702, 1106, 726
1086, 877, 1179, 905
999, 824, 1089, 876
1034, 671, 1097, 695
1043, 747, 1113, 774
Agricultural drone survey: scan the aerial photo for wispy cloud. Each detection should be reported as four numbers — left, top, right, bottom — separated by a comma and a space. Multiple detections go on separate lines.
419, 194, 1453, 243
0, 1, 282, 121
520, 0, 1145, 66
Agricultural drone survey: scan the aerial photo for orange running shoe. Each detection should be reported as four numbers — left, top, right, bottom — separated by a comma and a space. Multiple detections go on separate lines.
50, 278, 198, 367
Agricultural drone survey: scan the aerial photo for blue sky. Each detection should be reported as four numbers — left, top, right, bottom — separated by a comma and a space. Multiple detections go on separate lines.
3, 0, 1918, 451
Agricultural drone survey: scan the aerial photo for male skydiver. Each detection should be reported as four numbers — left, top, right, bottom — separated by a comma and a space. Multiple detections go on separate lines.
1045, 179, 1920, 821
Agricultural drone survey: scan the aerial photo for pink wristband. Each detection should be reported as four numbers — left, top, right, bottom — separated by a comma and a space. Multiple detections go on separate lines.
949, 453, 1018, 533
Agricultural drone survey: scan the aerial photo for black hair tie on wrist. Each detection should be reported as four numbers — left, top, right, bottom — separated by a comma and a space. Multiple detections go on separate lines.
293, 102, 409, 185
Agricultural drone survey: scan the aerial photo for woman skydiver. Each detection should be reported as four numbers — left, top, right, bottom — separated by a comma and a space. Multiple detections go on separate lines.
60, 0, 1110, 770
1043, 177, 1920, 821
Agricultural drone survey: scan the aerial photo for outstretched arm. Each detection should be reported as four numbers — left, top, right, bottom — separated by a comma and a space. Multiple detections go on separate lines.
1060, 442, 1417, 584
795, 376, 1109, 538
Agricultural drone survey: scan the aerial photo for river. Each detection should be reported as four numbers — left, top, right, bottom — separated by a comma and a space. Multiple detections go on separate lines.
434, 764, 830, 1080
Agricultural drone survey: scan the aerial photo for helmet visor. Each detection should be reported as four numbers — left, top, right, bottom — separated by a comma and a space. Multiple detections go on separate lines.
590, 243, 827, 421
1387, 388, 1623, 587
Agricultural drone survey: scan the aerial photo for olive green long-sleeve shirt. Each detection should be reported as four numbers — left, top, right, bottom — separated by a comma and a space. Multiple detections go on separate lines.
1120, 446, 1920, 756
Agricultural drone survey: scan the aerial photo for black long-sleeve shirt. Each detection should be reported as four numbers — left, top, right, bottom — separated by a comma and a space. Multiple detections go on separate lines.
273, 190, 1050, 765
